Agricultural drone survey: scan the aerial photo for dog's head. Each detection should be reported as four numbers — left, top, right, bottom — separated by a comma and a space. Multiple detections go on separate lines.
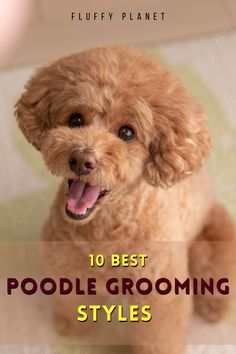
15, 45, 211, 223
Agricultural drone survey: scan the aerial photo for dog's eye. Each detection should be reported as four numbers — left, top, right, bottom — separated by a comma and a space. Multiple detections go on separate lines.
68, 113, 84, 128
118, 126, 135, 141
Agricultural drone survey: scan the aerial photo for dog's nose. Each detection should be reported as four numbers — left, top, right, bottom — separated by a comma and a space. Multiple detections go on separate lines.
69, 150, 97, 176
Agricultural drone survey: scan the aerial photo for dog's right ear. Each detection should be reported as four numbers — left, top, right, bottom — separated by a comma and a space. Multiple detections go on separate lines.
14, 67, 52, 150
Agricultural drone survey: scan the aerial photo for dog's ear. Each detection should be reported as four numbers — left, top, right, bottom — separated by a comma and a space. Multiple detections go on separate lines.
144, 87, 211, 188
14, 67, 52, 150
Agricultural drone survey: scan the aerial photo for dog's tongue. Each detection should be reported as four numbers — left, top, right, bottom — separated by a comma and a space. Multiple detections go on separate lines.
67, 181, 100, 215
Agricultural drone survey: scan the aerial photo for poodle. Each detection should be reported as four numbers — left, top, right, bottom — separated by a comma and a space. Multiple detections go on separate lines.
15, 45, 235, 354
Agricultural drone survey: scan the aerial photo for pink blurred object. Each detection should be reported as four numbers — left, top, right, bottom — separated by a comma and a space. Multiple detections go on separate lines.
0, 0, 31, 64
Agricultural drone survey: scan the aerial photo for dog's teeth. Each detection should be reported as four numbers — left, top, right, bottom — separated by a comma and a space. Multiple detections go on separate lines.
80, 209, 87, 215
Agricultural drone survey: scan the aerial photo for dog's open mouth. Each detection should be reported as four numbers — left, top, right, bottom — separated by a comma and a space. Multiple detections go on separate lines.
66, 179, 109, 220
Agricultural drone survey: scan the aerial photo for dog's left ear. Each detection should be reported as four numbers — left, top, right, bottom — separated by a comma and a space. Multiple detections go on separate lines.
144, 90, 211, 188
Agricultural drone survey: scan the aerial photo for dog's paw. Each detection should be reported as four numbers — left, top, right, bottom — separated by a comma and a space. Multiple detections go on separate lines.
53, 311, 89, 337
195, 296, 229, 323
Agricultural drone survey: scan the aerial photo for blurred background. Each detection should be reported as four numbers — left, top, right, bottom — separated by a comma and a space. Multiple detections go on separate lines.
2, 0, 236, 66
0, 0, 236, 353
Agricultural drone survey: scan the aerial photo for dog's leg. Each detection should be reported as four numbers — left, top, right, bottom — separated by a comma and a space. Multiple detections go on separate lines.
131, 292, 192, 354
52, 293, 108, 337
189, 203, 236, 322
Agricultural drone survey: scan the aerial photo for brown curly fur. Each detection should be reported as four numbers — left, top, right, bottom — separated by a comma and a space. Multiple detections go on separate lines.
15, 45, 235, 354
